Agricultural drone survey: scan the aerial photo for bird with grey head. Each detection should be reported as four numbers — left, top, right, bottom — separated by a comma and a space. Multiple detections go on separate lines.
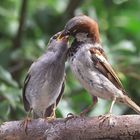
60, 15, 140, 117
22, 32, 68, 119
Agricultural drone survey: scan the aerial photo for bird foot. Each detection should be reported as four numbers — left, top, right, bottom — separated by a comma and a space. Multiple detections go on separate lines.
20, 117, 31, 134
98, 113, 115, 129
45, 116, 56, 123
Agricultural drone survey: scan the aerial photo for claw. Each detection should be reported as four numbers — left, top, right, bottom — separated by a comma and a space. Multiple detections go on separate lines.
99, 113, 115, 129
20, 109, 32, 134
20, 117, 31, 135
98, 97, 117, 128
45, 107, 56, 123
45, 116, 55, 123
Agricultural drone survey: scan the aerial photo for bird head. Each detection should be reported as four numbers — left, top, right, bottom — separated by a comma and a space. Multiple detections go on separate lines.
47, 31, 69, 53
60, 15, 100, 43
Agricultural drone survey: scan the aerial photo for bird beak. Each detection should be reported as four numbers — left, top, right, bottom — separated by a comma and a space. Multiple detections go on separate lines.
57, 30, 70, 41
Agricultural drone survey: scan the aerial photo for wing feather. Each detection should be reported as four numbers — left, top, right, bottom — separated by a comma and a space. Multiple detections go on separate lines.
89, 48, 124, 91
44, 81, 65, 117
22, 73, 31, 111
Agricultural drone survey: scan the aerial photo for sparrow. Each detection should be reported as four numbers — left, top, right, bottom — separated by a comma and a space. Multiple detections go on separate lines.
22, 31, 68, 119
60, 15, 140, 116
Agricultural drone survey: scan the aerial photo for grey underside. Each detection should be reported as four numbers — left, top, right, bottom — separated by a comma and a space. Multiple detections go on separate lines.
68, 43, 123, 101
24, 51, 66, 118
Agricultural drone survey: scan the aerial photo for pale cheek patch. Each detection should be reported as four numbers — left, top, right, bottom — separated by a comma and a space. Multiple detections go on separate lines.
75, 33, 92, 43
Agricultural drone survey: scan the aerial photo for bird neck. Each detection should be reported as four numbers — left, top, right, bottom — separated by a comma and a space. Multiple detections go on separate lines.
68, 39, 101, 58
46, 46, 67, 62
75, 32, 93, 44
74, 31, 100, 44
55, 47, 68, 61
67, 40, 84, 58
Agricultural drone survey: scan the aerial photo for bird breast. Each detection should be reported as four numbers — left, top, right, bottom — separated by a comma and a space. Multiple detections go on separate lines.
68, 44, 123, 100
26, 56, 65, 114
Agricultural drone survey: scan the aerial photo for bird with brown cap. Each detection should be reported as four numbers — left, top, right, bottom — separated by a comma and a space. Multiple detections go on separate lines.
60, 15, 140, 119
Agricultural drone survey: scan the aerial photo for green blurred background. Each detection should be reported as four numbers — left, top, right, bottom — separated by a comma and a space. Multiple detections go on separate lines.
0, 0, 140, 122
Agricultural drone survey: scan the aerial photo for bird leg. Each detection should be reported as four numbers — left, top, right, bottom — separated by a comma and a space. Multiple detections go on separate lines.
80, 104, 94, 116
20, 108, 32, 134
99, 97, 116, 127
108, 97, 116, 114
65, 96, 98, 122
46, 104, 56, 122
80, 96, 98, 116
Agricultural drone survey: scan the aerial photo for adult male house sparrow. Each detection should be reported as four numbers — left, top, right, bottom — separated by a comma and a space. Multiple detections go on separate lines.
60, 15, 140, 115
23, 32, 68, 119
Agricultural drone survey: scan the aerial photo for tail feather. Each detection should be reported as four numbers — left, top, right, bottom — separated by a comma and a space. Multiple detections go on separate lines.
123, 95, 140, 114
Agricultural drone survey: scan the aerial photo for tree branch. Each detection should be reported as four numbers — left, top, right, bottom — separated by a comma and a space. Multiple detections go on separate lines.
1, 115, 140, 140
12, 0, 28, 48
65, 0, 84, 18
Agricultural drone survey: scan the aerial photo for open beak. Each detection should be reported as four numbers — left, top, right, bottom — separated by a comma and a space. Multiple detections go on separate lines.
57, 30, 70, 41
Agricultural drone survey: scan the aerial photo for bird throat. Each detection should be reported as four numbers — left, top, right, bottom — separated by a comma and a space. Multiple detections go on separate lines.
67, 32, 92, 56
67, 39, 81, 58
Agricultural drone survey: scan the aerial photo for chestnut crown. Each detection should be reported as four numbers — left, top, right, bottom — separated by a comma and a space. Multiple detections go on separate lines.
62, 15, 100, 43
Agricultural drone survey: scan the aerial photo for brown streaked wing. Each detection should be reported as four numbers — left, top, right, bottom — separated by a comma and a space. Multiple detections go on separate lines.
89, 48, 125, 92
91, 46, 108, 60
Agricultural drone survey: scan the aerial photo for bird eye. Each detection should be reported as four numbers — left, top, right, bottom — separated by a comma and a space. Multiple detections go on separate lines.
87, 33, 90, 38
49, 32, 62, 43
53, 35, 58, 39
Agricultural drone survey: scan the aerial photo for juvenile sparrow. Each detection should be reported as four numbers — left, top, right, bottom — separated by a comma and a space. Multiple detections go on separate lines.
60, 15, 140, 115
23, 32, 68, 119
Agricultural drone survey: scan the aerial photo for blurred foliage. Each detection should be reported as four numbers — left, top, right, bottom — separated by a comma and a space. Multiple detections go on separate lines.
0, 0, 140, 122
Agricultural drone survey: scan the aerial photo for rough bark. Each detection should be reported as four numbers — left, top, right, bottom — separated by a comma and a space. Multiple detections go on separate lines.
0, 115, 140, 140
